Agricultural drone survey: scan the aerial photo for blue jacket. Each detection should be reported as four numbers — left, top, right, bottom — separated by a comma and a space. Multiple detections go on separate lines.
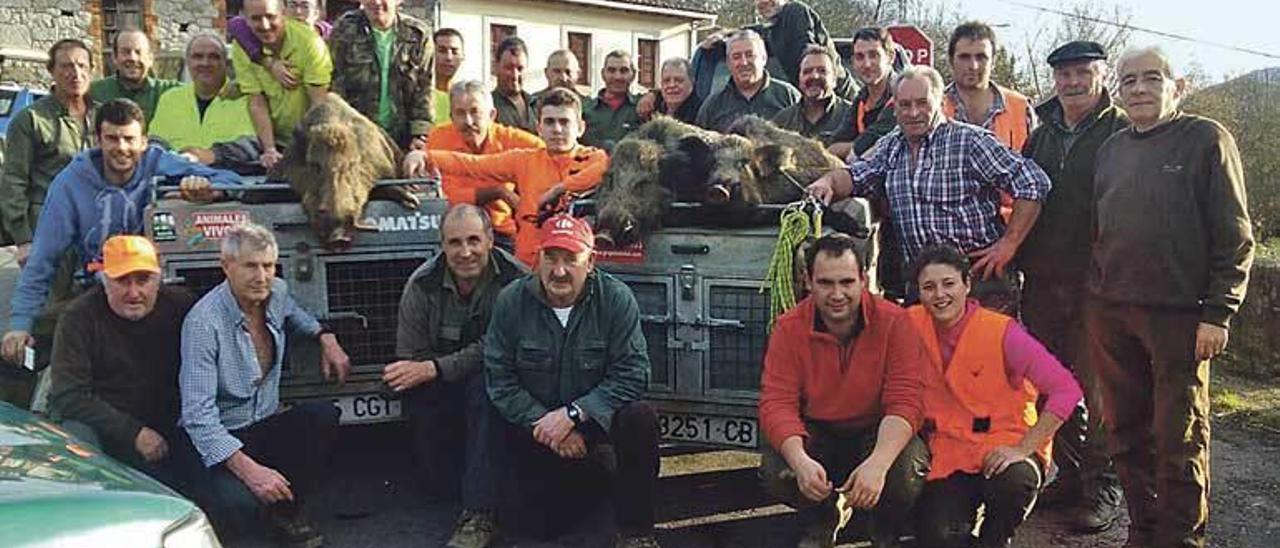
8, 145, 239, 331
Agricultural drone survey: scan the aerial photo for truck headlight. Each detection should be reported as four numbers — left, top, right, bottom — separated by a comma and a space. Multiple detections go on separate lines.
162, 509, 222, 548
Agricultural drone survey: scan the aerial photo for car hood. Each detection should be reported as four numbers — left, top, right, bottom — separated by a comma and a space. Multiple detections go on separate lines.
0, 403, 196, 546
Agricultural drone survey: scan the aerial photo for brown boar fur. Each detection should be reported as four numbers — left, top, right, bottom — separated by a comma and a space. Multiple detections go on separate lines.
271, 93, 419, 248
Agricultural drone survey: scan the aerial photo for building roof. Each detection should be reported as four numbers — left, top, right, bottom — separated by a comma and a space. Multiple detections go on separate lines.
550, 0, 717, 19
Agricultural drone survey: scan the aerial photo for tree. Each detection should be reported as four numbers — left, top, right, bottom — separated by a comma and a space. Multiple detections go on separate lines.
1018, 0, 1134, 98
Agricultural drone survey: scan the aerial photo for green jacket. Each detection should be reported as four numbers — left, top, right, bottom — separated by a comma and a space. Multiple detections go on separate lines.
1020, 92, 1129, 282
484, 270, 649, 433
695, 73, 800, 132
329, 10, 435, 146
581, 90, 643, 151
770, 95, 855, 146
850, 80, 898, 156
0, 94, 96, 244
395, 247, 527, 382
88, 76, 181, 123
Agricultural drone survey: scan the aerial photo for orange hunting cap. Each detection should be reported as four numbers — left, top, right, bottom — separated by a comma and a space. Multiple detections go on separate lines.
101, 235, 161, 279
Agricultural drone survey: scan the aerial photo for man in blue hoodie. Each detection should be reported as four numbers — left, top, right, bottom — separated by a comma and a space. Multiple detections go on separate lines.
1, 99, 239, 372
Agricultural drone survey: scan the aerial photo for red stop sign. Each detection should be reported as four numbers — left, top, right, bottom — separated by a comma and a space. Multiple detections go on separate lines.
888, 25, 933, 67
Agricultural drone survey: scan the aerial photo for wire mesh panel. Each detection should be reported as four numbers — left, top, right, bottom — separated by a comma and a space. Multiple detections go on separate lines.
625, 280, 671, 388
174, 265, 286, 297
707, 285, 771, 392
325, 259, 421, 367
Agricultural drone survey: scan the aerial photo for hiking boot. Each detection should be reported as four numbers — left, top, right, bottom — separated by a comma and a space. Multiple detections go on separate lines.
614, 534, 662, 548
1073, 483, 1124, 533
446, 509, 498, 548
267, 509, 324, 548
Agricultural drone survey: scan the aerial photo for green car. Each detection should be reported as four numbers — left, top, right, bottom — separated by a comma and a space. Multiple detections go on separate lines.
0, 402, 221, 547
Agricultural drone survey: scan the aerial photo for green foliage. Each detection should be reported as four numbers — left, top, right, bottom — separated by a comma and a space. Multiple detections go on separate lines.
1184, 79, 1280, 239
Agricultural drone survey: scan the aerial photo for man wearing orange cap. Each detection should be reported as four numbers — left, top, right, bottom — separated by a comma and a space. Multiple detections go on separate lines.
483, 214, 659, 548
48, 235, 201, 491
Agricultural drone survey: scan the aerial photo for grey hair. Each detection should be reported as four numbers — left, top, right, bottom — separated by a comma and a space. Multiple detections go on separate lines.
895, 65, 946, 103
725, 29, 767, 55
1116, 45, 1175, 78
184, 32, 226, 59
449, 79, 493, 109
660, 57, 692, 77
441, 203, 493, 236
220, 222, 278, 261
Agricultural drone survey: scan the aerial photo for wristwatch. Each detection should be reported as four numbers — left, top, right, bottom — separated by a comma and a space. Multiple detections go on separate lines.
566, 402, 584, 425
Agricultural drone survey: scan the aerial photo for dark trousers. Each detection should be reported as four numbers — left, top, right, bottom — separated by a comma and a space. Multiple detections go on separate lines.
404, 371, 502, 509
1085, 298, 1210, 548
62, 420, 204, 497
501, 401, 659, 539
190, 401, 340, 541
758, 422, 930, 544
917, 459, 1043, 548
1022, 279, 1118, 494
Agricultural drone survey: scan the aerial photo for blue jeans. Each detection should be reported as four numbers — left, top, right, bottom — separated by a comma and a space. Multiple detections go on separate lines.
188, 401, 340, 541
404, 370, 503, 510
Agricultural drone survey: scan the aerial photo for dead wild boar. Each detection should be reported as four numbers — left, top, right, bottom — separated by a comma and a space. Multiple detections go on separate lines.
592, 115, 843, 246
270, 93, 420, 249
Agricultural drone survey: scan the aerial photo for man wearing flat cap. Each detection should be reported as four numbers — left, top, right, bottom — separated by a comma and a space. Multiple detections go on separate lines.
1018, 40, 1129, 534
49, 235, 200, 491
483, 213, 660, 548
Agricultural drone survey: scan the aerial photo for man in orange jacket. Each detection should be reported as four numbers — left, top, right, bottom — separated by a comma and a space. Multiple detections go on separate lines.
404, 87, 608, 266
758, 233, 930, 548
426, 79, 544, 251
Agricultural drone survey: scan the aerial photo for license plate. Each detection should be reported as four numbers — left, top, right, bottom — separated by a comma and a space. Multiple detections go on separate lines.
657, 412, 758, 448
334, 394, 403, 425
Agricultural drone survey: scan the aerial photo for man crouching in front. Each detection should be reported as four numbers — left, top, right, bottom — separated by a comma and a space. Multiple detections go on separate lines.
482, 214, 661, 548
758, 233, 931, 548
180, 222, 352, 547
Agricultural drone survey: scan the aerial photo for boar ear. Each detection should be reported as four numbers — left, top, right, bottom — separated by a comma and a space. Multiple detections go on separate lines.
751, 143, 795, 178
676, 135, 713, 161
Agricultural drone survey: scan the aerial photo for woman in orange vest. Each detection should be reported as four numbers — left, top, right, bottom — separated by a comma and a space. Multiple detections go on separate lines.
907, 245, 1083, 548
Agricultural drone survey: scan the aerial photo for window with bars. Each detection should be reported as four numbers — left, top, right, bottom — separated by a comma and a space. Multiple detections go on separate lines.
637, 38, 659, 89
567, 32, 592, 87
100, 0, 144, 69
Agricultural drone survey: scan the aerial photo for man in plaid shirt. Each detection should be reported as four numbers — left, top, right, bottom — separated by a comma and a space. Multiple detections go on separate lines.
809, 65, 1050, 312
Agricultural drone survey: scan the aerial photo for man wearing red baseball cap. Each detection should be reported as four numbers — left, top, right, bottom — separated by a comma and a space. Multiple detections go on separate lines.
482, 213, 660, 548
48, 235, 202, 493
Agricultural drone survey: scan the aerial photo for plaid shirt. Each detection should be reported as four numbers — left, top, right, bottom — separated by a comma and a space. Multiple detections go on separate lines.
179, 278, 322, 467
848, 120, 1051, 265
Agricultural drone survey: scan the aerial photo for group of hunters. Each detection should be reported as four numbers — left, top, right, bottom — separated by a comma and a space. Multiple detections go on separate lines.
0, 0, 1253, 547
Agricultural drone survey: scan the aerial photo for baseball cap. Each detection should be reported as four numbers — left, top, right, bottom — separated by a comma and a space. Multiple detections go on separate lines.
539, 214, 594, 254
1047, 41, 1107, 68
101, 235, 161, 279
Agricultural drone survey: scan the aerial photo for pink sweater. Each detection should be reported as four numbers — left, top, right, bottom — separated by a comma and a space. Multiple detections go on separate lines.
937, 301, 1083, 420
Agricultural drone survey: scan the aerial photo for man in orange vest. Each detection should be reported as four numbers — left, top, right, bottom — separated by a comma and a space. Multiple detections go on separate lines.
758, 233, 930, 548
908, 244, 1082, 548
403, 88, 609, 266
425, 79, 544, 252
942, 22, 1035, 151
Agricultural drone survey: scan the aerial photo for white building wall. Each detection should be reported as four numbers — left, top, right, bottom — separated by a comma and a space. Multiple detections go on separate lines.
438, 0, 708, 92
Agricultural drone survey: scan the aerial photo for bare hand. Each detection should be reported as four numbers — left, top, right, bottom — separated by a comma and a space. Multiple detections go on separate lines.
827, 142, 853, 161
982, 445, 1033, 479
838, 459, 887, 510
968, 238, 1018, 281
806, 176, 835, 205
318, 333, 350, 383
401, 150, 433, 178
382, 359, 437, 391
636, 92, 657, 120
269, 58, 299, 89
538, 183, 567, 212
181, 147, 216, 165
793, 454, 833, 502
532, 407, 575, 448
699, 31, 725, 50
260, 149, 284, 170
1195, 322, 1229, 361
409, 135, 428, 151
15, 243, 31, 268
179, 176, 218, 203
240, 460, 294, 504
1, 330, 34, 366
134, 427, 170, 463
552, 430, 588, 459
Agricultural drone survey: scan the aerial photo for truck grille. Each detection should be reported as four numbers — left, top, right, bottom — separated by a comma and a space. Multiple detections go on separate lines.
174, 266, 285, 297
326, 259, 422, 367
707, 285, 770, 391
626, 281, 670, 387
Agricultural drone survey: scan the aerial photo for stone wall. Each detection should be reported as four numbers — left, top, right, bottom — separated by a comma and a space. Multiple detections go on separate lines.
0, 0, 94, 86
1227, 257, 1280, 378
149, 0, 225, 53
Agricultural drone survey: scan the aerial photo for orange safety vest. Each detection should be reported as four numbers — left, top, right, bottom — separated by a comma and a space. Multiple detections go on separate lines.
907, 306, 1050, 481
942, 85, 1032, 223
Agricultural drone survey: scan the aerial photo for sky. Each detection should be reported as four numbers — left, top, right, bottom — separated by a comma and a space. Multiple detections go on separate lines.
948, 0, 1279, 82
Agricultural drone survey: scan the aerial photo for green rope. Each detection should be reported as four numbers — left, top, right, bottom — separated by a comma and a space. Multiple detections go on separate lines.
763, 203, 822, 329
